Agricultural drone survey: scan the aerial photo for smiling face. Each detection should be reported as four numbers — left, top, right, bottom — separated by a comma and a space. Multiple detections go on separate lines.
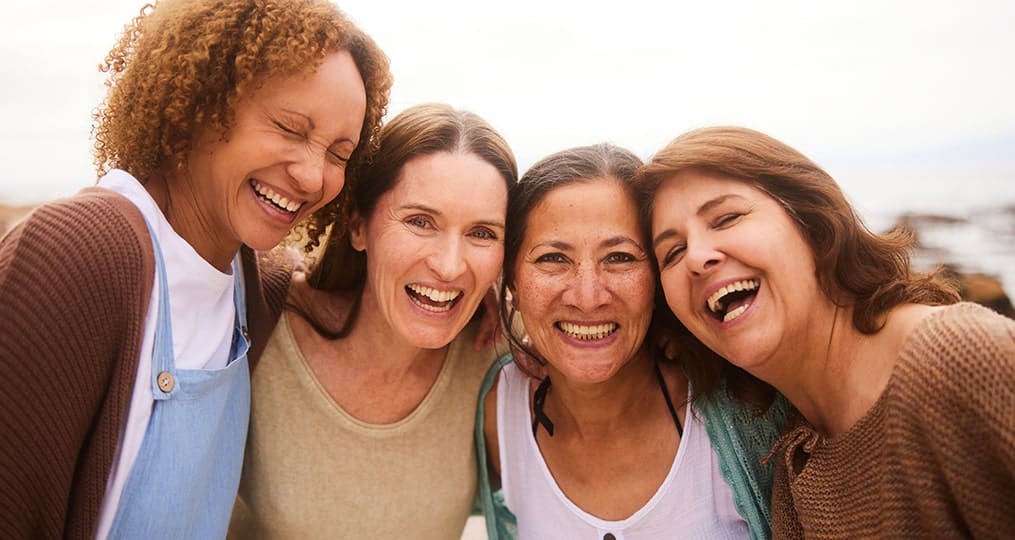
350, 151, 508, 349
651, 170, 827, 373
178, 49, 367, 269
512, 179, 655, 384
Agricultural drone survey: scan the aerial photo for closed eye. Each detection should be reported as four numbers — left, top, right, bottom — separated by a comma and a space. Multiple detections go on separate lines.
714, 213, 743, 228
660, 245, 685, 268
273, 120, 304, 137
327, 148, 351, 164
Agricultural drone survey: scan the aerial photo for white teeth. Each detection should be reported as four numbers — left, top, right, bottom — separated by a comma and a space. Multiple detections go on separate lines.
558, 322, 618, 340
706, 279, 759, 314
407, 284, 462, 304
252, 180, 302, 213
723, 304, 749, 323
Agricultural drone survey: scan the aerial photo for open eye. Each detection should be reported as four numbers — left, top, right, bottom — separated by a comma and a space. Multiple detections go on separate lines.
605, 252, 636, 264
534, 252, 568, 264
469, 227, 499, 241
407, 215, 433, 229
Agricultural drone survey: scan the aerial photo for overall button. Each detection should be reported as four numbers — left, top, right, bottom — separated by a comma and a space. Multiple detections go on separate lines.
157, 371, 175, 393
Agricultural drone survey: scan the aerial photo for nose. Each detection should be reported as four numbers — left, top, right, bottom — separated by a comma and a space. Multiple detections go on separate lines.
426, 235, 468, 281
286, 147, 328, 195
562, 262, 610, 311
685, 238, 724, 277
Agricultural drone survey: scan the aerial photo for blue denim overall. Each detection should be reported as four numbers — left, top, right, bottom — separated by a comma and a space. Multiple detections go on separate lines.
107, 224, 251, 539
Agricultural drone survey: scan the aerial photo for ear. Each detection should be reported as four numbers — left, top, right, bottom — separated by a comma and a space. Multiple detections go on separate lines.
348, 211, 367, 252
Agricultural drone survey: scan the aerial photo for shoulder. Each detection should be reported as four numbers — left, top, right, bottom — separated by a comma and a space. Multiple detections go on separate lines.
1, 188, 152, 297
895, 302, 1014, 421
898, 302, 1014, 379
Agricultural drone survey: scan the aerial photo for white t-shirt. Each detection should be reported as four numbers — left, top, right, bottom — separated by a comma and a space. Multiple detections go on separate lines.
94, 170, 237, 539
497, 362, 750, 540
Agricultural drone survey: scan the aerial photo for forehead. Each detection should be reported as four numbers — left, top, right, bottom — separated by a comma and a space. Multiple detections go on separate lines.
525, 178, 642, 239
383, 151, 508, 211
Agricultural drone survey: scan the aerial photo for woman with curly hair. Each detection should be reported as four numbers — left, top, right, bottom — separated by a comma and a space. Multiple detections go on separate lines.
0, 0, 391, 538
638, 126, 1015, 538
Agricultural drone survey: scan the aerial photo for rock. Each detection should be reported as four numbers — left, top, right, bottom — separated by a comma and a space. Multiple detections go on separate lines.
939, 265, 1015, 319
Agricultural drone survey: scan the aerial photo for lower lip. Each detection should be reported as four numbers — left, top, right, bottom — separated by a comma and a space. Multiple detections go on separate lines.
250, 181, 300, 225
407, 291, 461, 318
711, 296, 757, 328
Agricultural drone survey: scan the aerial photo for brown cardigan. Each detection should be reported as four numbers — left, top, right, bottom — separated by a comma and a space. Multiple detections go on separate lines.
0, 188, 290, 539
768, 302, 1015, 539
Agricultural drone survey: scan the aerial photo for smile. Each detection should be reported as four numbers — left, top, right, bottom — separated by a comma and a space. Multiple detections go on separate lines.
251, 180, 303, 214
706, 279, 759, 323
556, 321, 618, 341
406, 284, 463, 313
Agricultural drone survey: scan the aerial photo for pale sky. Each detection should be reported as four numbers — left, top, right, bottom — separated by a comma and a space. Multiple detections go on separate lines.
1, 0, 1014, 213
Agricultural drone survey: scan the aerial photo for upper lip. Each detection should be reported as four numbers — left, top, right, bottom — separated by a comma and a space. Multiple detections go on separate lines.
251, 179, 309, 213
406, 283, 464, 302
700, 276, 759, 316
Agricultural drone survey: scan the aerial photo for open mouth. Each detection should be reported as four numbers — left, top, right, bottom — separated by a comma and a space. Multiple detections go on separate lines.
706, 279, 759, 323
556, 321, 619, 341
251, 180, 303, 215
406, 284, 463, 313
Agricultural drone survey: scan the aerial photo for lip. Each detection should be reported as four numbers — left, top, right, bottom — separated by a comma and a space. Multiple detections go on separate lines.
405, 282, 467, 317
555, 320, 620, 348
699, 275, 760, 326
249, 178, 309, 225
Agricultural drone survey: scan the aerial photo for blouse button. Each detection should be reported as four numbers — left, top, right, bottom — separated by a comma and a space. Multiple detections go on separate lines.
157, 371, 175, 393
604, 534, 616, 540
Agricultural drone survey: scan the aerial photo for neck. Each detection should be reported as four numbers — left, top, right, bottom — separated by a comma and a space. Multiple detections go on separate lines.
148, 173, 239, 273
542, 349, 660, 440
761, 304, 889, 437
343, 289, 449, 378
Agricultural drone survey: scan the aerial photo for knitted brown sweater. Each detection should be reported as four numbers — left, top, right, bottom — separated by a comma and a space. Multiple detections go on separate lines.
769, 302, 1015, 539
0, 188, 290, 539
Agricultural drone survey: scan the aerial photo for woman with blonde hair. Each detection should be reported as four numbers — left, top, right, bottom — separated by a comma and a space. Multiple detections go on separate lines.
0, 1, 391, 537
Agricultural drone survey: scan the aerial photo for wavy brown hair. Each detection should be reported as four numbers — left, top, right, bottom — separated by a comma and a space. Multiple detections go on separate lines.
636, 126, 959, 401
92, 0, 392, 250
300, 103, 518, 338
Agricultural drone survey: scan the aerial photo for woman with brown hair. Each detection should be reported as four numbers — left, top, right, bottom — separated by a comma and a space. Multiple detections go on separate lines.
230, 103, 517, 539
638, 126, 1015, 538
475, 143, 788, 540
0, 1, 390, 537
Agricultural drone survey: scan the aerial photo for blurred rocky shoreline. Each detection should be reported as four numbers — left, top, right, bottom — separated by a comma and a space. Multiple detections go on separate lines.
2, 201, 1012, 319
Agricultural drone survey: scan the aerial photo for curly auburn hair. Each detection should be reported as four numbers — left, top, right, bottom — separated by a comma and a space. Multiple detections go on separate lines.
92, 0, 392, 249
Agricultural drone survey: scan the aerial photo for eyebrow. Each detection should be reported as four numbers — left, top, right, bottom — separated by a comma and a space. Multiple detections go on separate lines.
651, 194, 746, 249
534, 235, 640, 252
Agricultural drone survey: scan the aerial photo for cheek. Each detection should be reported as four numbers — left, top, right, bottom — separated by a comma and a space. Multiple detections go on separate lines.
469, 249, 504, 291
659, 270, 690, 316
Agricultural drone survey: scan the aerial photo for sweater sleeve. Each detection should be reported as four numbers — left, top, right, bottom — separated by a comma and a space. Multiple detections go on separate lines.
0, 192, 152, 539
896, 303, 1015, 536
